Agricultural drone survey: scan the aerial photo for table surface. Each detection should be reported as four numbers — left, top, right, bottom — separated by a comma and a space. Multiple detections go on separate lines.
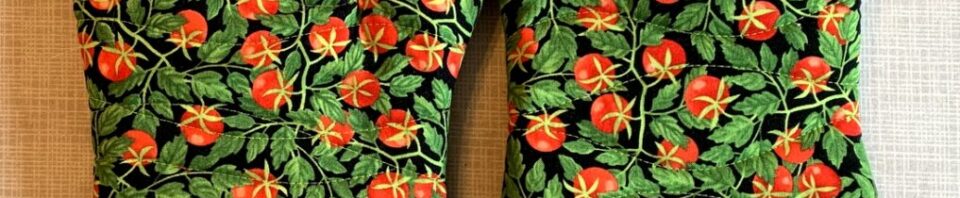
1, 0, 959, 197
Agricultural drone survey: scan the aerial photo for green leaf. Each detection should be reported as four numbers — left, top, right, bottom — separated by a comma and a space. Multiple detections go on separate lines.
641, 14, 671, 45
563, 140, 595, 155
209, 132, 245, 159
564, 80, 591, 101
188, 178, 218, 198
692, 166, 735, 190
97, 104, 132, 136
94, 23, 114, 44
543, 176, 563, 197
372, 1, 396, 17
842, 67, 860, 87
155, 182, 190, 198
211, 165, 247, 190
311, 90, 345, 122
156, 136, 188, 175
823, 129, 849, 167
840, 11, 860, 42
691, 34, 716, 62
284, 157, 315, 197
650, 116, 686, 147
558, 155, 582, 180
678, 110, 711, 130
279, 0, 301, 13
516, 0, 547, 27
158, 67, 193, 101
700, 145, 734, 164
145, 13, 186, 38
192, 71, 234, 103
270, 127, 296, 167
223, 114, 255, 129
372, 93, 392, 115
708, 116, 754, 147
732, 92, 779, 117
132, 111, 159, 135
374, 54, 410, 81
506, 138, 524, 179
283, 52, 302, 80
86, 80, 107, 109
528, 80, 572, 109
672, 3, 707, 31
287, 110, 321, 128
153, 0, 177, 10
778, 13, 807, 50
389, 75, 425, 97
125, 0, 146, 25
460, 0, 479, 25
727, 73, 766, 91
596, 150, 629, 166
721, 43, 758, 66
422, 124, 444, 155
585, 31, 630, 58
245, 132, 268, 162
438, 25, 458, 44
347, 109, 377, 142
308, 2, 335, 24
108, 70, 145, 97
650, 167, 694, 193
352, 155, 382, 177
148, 92, 173, 119
715, 0, 735, 19
854, 173, 876, 198
317, 155, 347, 174
819, 31, 843, 68
432, 80, 453, 109
633, 0, 651, 19
395, 15, 421, 41
198, 31, 237, 63
759, 44, 778, 72
259, 14, 299, 36
525, 159, 547, 192
806, 0, 826, 13
413, 95, 441, 124
651, 83, 680, 111
205, 0, 224, 19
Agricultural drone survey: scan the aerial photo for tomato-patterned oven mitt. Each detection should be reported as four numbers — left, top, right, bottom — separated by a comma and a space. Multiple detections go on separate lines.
75, 0, 480, 197
501, 0, 875, 197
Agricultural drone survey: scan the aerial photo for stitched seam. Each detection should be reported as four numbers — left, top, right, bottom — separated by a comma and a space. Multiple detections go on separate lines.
101, 159, 384, 185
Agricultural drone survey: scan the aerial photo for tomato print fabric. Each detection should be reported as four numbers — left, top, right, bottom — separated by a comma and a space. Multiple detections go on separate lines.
75, 0, 479, 197
500, 0, 875, 197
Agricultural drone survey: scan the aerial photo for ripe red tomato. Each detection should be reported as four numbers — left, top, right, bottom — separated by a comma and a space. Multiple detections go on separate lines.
309, 17, 350, 59
798, 163, 842, 198
339, 70, 381, 108
656, 137, 699, 170
240, 31, 282, 67
831, 102, 861, 136
790, 56, 832, 95
590, 93, 633, 134
818, 4, 852, 45
231, 168, 284, 198
413, 173, 447, 198
683, 75, 731, 120
360, 15, 399, 60
642, 38, 686, 80
524, 111, 567, 153
251, 69, 293, 110
574, 53, 617, 93
358, 0, 380, 10
237, 0, 279, 20
508, 103, 519, 133
376, 109, 419, 148
736, 0, 781, 41
576, 0, 620, 31
406, 34, 447, 73
773, 127, 815, 164
656, 0, 678, 4
421, 0, 455, 13
446, 43, 466, 78
570, 167, 618, 198
752, 166, 794, 198
367, 172, 410, 198
169, 10, 208, 49
507, 27, 538, 68
89, 0, 120, 11
179, 105, 224, 147
78, 32, 97, 69
97, 40, 137, 82
93, 182, 99, 197
121, 130, 158, 166
314, 115, 355, 148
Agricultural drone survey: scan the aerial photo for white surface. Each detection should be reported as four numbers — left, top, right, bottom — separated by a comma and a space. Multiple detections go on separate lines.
861, 0, 960, 197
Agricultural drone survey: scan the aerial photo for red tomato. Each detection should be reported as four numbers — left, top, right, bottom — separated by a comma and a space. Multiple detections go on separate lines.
523, 110, 567, 153
790, 56, 832, 95
642, 38, 686, 80
78, 32, 97, 69
93, 182, 99, 197
339, 70, 381, 108
237, 0, 279, 20
240, 31, 282, 67
309, 17, 350, 59
773, 127, 815, 164
376, 109, 419, 148
683, 75, 732, 120
169, 10, 208, 49
406, 34, 447, 73
574, 53, 617, 93
507, 27, 538, 68
231, 168, 285, 198
656, 137, 699, 170
818, 4, 851, 45
360, 15, 399, 61
89, 0, 120, 11
798, 163, 842, 198
251, 69, 293, 110
446, 43, 466, 78
179, 105, 224, 147
421, 0, 455, 13
736, 0, 781, 41
576, 0, 620, 31
656, 0, 678, 4
590, 94, 633, 134
97, 40, 137, 82
831, 102, 861, 136
314, 115, 355, 148
121, 130, 157, 167
569, 167, 618, 198
358, 0, 380, 10
413, 173, 447, 198
508, 103, 519, 133
367, 172, 410, 198
752, 166, 794, 198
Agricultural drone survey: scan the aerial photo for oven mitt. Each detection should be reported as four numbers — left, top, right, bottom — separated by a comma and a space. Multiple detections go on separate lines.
75, 0, 480, 197
501, 0, 875, 197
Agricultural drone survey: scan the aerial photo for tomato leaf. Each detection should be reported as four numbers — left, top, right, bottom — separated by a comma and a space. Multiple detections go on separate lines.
283, 52, 302, 80
641, 14, 671, 46
460, 0, 479, 25
188, 178, 218, 198
97, 104, 133, 136
307, 2, 335, 24
778, 13, 808, 51
633, 0, 651, 19
564, 80, 591, 101
125, 0, 146, 25
205, 0, 224, 19
819, 31, 844, 68
556, 7, 580, 25
389, 75, 425, 97
596, 150, 629, 166
156, 136, 188, 175
158, 67, 193, 102
395, 15, 421, 41
211, 165, 246, 190
198, 31, 237, 63
650, 116, 687, 147
823, 129, 849, 167
528, 80, 573, 109
708, 116, 754, 147
374, 54, 410, 81
438, 25, 458, 44
759, 44, 779, 72
259, 14, 299, 36
352, 155, 382, 178
732, 92, 779, 117
155, 182, 190, 198
311, 89, 345, 122
209, 132, 245, 159
532, 40, 568, 74
727, 72, 766, 92
147, 92, 174, 119
558, 155, 582, 180
108, 70, 145, 97
516, 0, 547, 27
672, 3, 707, 31
270, 127, 297, 167
692, 166, 735, 190
413, 95, 442, 124
245, 132, 268, 162
192, 71, 234, 103
651, 83, 680, 111
715, 0, 735, 19
278, 0, 300, 13
153, 0, 177, 10
330, 179, 354, 197
223, 114, 255, 129
506, 138, 524, 179
347, 109, 377, 142
284, 156, 315, 197
508, 83, 535, 112
372, 1, 396, 17
525, 159, 547, 192
854, 172, 877, 198
222, 5, 249, 38
317, 155, 347, 174
422, 124, 444, 155
132, 111, 159, 135
145, 13, 186, 38
432, 79, 453, 109
287, 110, 321, 128
543, 176, 563, 197
372, 93, 392, 115
650, 167, 694, 193
806, 0, 826, 13
678, 110, 711, 130
585, 31, 631, 58
700, 145, 734, 164
721, 43, 758, 67
841, 11, 860, 43
691, 34, 716, 62
563, 140, 596, 155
